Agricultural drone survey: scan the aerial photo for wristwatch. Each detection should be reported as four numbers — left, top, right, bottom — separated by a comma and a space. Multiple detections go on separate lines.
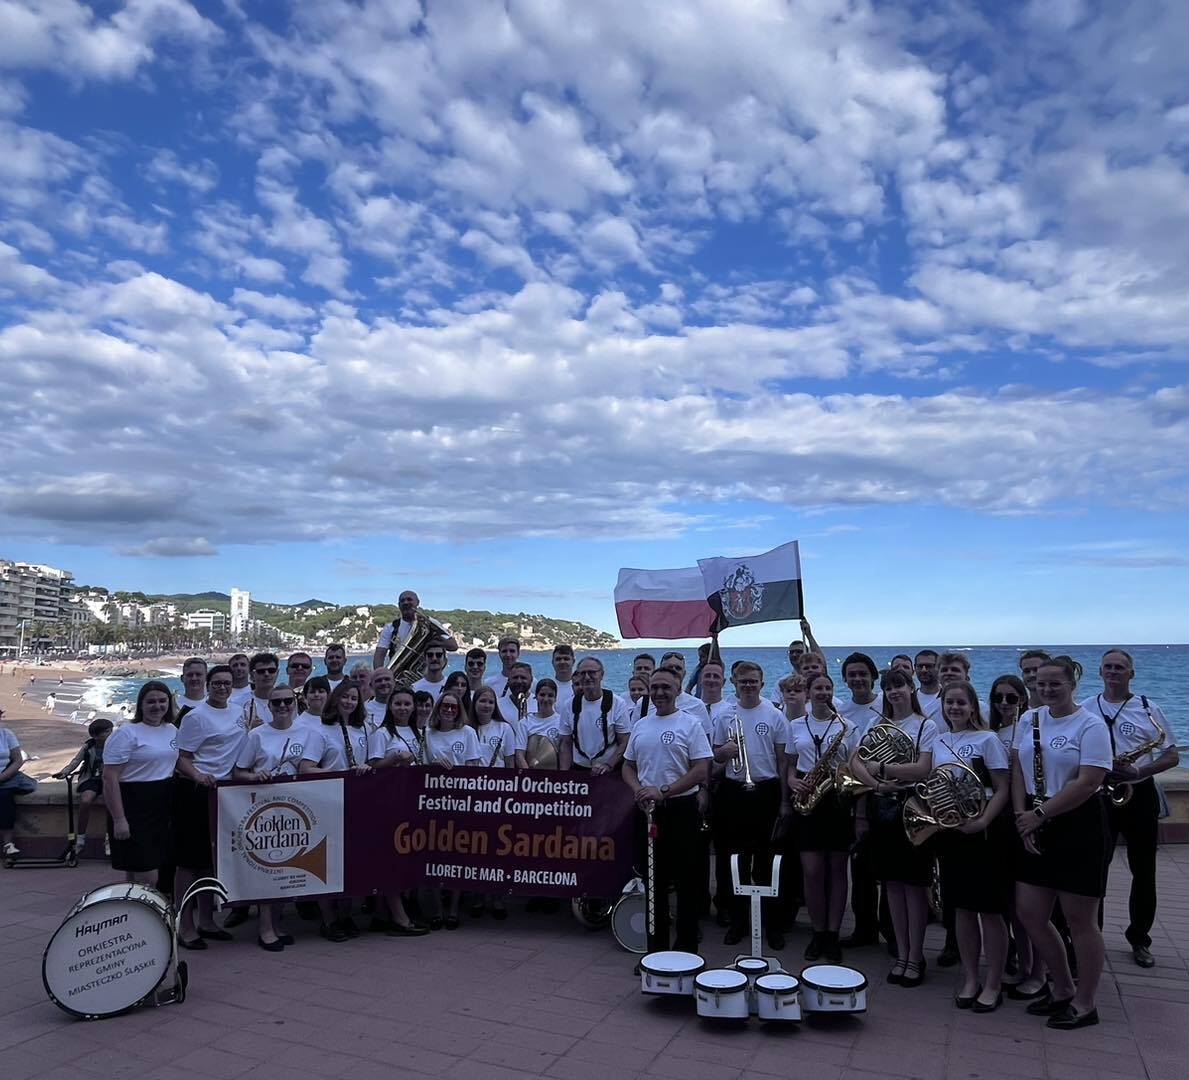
660, 784, 670, 799
1033, 804, 1046, 819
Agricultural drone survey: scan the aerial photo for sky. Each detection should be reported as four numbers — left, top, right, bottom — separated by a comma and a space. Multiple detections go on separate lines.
1, 0, 1187, 647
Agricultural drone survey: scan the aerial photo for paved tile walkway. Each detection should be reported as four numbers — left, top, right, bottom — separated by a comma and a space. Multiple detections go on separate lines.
3, 848, 1188, 1080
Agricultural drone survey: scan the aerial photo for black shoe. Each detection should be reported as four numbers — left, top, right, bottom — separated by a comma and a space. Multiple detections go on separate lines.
723, 926, 746, 946
804, 932, 823, 962
1026, 992, 1073, 1017
444, 915, 461, 930
368, 917, 392, 933
319, 922, 348, 943
766, 929, 785, 951
1006, 981, 1049, 1000
360, 897, 376, 915
492, 907, 508, 921
1133, 945, 1155, 968
887, 961, 906, 985
295, 900, 321, 921
278, 934, 295, 946
223, 909, 250, 929
900, 959, 926, 988
428, 916, 443, 931
1048, 1005, 1099, 1030
714, 906, 732, 928
339, 917, 360, 938
467, 902, 484, 918
822, 932, 842, 964
197, 927, 233, 942
257, 936, 284, 952
388, 921, 431, 937
178, 936, 207, 951
955, 989, 978, 1010
840, 930, 878, 948
972, 991, 1003, 1013
937, 942, 959, 968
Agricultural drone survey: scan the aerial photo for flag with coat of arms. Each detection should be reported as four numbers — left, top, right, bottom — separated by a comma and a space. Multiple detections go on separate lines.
698, 540, 803, 631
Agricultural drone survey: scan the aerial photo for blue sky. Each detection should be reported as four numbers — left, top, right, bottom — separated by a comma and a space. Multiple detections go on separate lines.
1, 1, 1187, 645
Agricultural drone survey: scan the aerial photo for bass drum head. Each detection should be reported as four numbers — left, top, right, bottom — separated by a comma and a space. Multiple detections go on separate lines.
611, 891, 648, 954
800, 964, 868, 992
571, 896, 613, 929
44, 892, 174, 1019
756, 973, 800, 993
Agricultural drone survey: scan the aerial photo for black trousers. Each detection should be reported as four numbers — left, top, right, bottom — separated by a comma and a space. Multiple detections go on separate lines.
714, 778, 782, 929
634, 795, 702, 952
849, 832, 896, 948
1105, 777, 1160, 948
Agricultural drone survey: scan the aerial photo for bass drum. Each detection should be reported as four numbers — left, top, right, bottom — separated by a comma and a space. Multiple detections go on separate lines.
43, 883, 175, 1020
611, 878, 648, 954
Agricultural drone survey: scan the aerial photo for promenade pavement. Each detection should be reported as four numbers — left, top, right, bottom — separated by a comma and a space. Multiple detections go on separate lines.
3, 848, 1188, 1080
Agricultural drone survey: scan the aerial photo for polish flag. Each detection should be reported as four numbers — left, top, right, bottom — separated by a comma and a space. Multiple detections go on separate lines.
614, 566, 716, 640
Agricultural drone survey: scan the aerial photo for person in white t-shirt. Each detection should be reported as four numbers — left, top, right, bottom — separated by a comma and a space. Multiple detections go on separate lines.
242, 652, 280, 730
913, 649, 943, 722
837, 652, 884, 734
471, 686, 517, 769
323, 644, 348, 693
463, 648, 487, 691
296, 676, 330, 731
174, 664, 247, 948
484, 636, 521, 697
500, 661, 534, 735
623, 667, 712, 953
412, 643, 448, 699
175, 656, 208, 714
371, 590, 459, 670
938, 652, 988, 728
102, 682, 179, 886
0, 720, 28, 858
659, 652, 702, 714
1010, 656, 1111, 1030
365, 667, 394, 732
519, 679, 563, 769
560, 657, 630, 774
227, 652, 253, 711
626, 674, 649, 708
284, 652, 313, 694
1018, 649, 1050, 710
550, 644, 576, 714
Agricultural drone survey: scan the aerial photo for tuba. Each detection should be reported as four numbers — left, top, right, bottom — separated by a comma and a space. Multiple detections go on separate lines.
385, 612, 450, 689
903, 761, 987, 846
835, 723, 917, 800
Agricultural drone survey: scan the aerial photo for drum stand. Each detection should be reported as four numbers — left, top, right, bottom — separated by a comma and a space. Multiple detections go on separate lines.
730, 853, 784, 973
155, 877, 229, 1010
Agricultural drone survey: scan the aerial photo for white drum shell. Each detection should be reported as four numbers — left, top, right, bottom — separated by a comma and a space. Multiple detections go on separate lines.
44, 884, 175, 1019
755, 974, 802, 1022
640, 951, 705, 996
799, 965, 868, 1013
694, 969, 750, 1020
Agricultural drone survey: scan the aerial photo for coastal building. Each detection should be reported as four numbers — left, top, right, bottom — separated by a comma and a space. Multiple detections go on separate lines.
230, 587, 251, 637
0, 559, 76, 654
185, 608, 228, 634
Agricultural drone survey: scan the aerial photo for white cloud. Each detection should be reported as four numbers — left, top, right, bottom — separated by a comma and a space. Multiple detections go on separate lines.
117, 537, 219, 557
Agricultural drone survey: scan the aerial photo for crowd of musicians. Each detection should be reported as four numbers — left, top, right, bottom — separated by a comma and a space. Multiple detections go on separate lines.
32, 590, 1178, 1033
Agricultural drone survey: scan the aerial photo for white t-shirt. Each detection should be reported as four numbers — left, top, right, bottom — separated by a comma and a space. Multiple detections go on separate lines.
412, 676, 447, 699
917, 690, 943, 723
520, 710, 564, 753
363, 698, 387, 732
376, 618, 416, 651
473, 721, 517, 767
305, 722, 370, 771
368, 724, 421, 763
994, 723, 1017, 757
624, 711, 713, 795
235, 723, 308, 778
713, 701, 787, 783
241, 696, 273, 729
0, 728, 20, 773
874, 714, 942, 759
228, 685, 253, 710
485, 673, 510, 697
326, 677, 346, 693
1088, 694, 1173, 764
1011, 706, 1112, 796
425, 726, 481, 766
103, 722, 178, 782
561, 692, 632, 768
176, 700, 247, 780
553, 679, 575, 714
786, 712, 859, 772
837, 694, 884, 734
932, 729, 1009, 789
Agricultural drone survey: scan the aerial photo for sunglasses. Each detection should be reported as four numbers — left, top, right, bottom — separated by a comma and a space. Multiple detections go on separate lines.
270, 698, 297, 707
439, 703, 459, 711
254, 667, 278, 675
289, 662, 312, 669
993, 693, 1020, 705
209, 681, 233, 689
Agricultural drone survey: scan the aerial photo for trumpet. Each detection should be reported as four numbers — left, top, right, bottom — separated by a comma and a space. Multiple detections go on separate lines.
835, 723, 917, 800
727, 713, 755, 791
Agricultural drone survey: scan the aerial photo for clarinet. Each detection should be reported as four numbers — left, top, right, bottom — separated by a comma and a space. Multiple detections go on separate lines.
340, 722, 358, 769
1029, 710, 1047, 852
487, 726, 504, 767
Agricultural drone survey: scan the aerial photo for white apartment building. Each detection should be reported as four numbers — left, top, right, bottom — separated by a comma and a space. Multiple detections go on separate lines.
230, 587, 251, 637
0, 560, 76, 653
185, 608, 228, 633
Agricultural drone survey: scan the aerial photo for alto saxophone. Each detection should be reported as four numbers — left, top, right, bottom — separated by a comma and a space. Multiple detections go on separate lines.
1107, 728, 1166, 807
794, 722, 848, 814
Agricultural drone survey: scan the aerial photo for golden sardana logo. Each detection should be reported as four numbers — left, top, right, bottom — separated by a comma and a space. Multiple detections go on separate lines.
232, 793, 328, 882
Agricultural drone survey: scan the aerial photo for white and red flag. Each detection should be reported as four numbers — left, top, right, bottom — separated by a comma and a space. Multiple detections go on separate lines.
613, 565, 716, 640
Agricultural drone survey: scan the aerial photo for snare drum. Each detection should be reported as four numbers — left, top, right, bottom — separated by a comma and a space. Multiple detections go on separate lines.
694, 968, 750, 1020
611, 879, 647, 953
799, 964, 868, 1013
755, 973, 802, 1022
640, 951, 704, 996
43, 883, 175, 1020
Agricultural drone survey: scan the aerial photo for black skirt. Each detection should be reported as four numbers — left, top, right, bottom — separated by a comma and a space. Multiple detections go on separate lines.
937, 812, 1013, 914
110, 779, 174, 873
869, 793, 932, 886
172, 776, 215, 870
796, 787, 854, 853
1015, 795, 1109, 898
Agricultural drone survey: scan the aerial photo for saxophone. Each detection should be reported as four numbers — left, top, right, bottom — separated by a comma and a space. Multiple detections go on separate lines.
794, 721, 848, 814
1107, 728, 1166, 807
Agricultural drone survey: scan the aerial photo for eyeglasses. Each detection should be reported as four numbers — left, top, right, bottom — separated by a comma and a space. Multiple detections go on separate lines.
993, 693, 1020, 705
270, 698, 297, 708
439, 703, 459, 711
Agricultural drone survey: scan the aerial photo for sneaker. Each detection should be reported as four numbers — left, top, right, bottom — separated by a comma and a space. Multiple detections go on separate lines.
2, 842, 20, 857
73, 837, 87, 853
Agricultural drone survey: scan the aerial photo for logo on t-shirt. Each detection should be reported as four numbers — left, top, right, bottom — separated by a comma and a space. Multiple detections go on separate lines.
1120, 721, 1137, 737
169, 737, 178, 750
289, 742, 304, 759
958, 743, 974, 758
1049, 735, 1069, 750
755, 722, 770, 736
660, 731, 675, 745
452, 740, 464, 755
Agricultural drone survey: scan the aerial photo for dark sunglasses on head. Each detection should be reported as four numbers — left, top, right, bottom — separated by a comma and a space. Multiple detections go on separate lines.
993, 693, 1020, 704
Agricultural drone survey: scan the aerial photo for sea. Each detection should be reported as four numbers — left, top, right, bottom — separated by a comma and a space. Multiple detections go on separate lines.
72, 643, 1189, 744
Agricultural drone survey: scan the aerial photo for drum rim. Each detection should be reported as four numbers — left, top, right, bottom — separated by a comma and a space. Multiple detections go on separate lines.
755, 973, 801, 993
43, 895, 174, 1020
734, 957, 768, 971
799, 964, 868, 993
640, 951, 706, 976
695, 968, 749, 992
